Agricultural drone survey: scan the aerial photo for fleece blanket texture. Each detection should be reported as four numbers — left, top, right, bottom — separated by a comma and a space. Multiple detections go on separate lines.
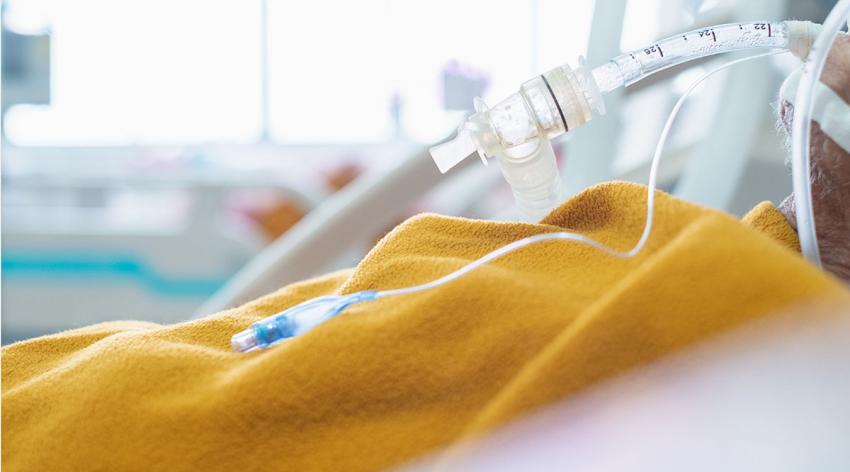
4, 181, 847, 471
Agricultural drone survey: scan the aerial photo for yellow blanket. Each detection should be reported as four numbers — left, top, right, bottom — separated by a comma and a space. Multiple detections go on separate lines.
3, 182, 848, 471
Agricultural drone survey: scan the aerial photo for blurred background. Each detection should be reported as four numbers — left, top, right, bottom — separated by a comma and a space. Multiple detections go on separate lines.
1, 0, 840, 342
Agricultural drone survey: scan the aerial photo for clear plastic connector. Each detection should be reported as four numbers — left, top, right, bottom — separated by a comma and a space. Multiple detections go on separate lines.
231, 291, 378, 352
430, 60, 603, 219
429, 21, 808, 219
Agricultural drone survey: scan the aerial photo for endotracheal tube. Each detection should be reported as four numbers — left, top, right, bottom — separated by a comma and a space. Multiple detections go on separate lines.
232, 20, 822, 353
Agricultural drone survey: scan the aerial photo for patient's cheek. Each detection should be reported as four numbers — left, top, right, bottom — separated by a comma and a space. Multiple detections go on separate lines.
822, 35, 850, 104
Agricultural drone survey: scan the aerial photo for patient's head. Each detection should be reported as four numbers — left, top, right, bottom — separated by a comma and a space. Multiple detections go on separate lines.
777, 33, 850, 284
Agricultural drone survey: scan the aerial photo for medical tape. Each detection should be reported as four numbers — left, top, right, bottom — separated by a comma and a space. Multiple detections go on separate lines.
781, 66, 850, 154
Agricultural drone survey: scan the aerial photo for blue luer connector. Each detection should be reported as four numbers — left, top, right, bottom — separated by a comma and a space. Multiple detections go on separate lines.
231, 291, 378, 352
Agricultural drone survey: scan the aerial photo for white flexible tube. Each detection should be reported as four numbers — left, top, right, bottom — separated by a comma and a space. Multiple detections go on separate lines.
377, 52, 785, 300
791, 0, 850, 268
593, 21, 791, 92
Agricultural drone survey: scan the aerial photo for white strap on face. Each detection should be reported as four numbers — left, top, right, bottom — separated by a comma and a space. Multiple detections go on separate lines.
780, 66, 850, 154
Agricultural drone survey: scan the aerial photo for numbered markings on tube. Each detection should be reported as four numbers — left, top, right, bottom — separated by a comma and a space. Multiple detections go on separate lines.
697, 29, 717, 42
753, 22, 772, 37
644, 44, 664, 58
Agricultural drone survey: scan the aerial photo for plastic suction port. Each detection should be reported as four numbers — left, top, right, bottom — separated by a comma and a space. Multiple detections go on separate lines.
430, 97, 494, 174
430, 132, 478, 174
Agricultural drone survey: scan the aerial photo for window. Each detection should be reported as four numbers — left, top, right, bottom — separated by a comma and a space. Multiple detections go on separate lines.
4, 0, 263, 145
4, 0, 596, 146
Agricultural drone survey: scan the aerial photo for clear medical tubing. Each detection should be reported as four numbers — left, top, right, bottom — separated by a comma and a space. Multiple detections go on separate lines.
235, 19, 827, 351
592, 21, 789, 93
378, 52, 784, 300
791, 0, 850, 268
232, 52, 782, 352
428, 21, 809, 224
432, 21, 797, 175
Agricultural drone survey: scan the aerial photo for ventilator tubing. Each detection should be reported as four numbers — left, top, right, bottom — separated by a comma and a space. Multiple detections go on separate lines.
431, 20, 820, 219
